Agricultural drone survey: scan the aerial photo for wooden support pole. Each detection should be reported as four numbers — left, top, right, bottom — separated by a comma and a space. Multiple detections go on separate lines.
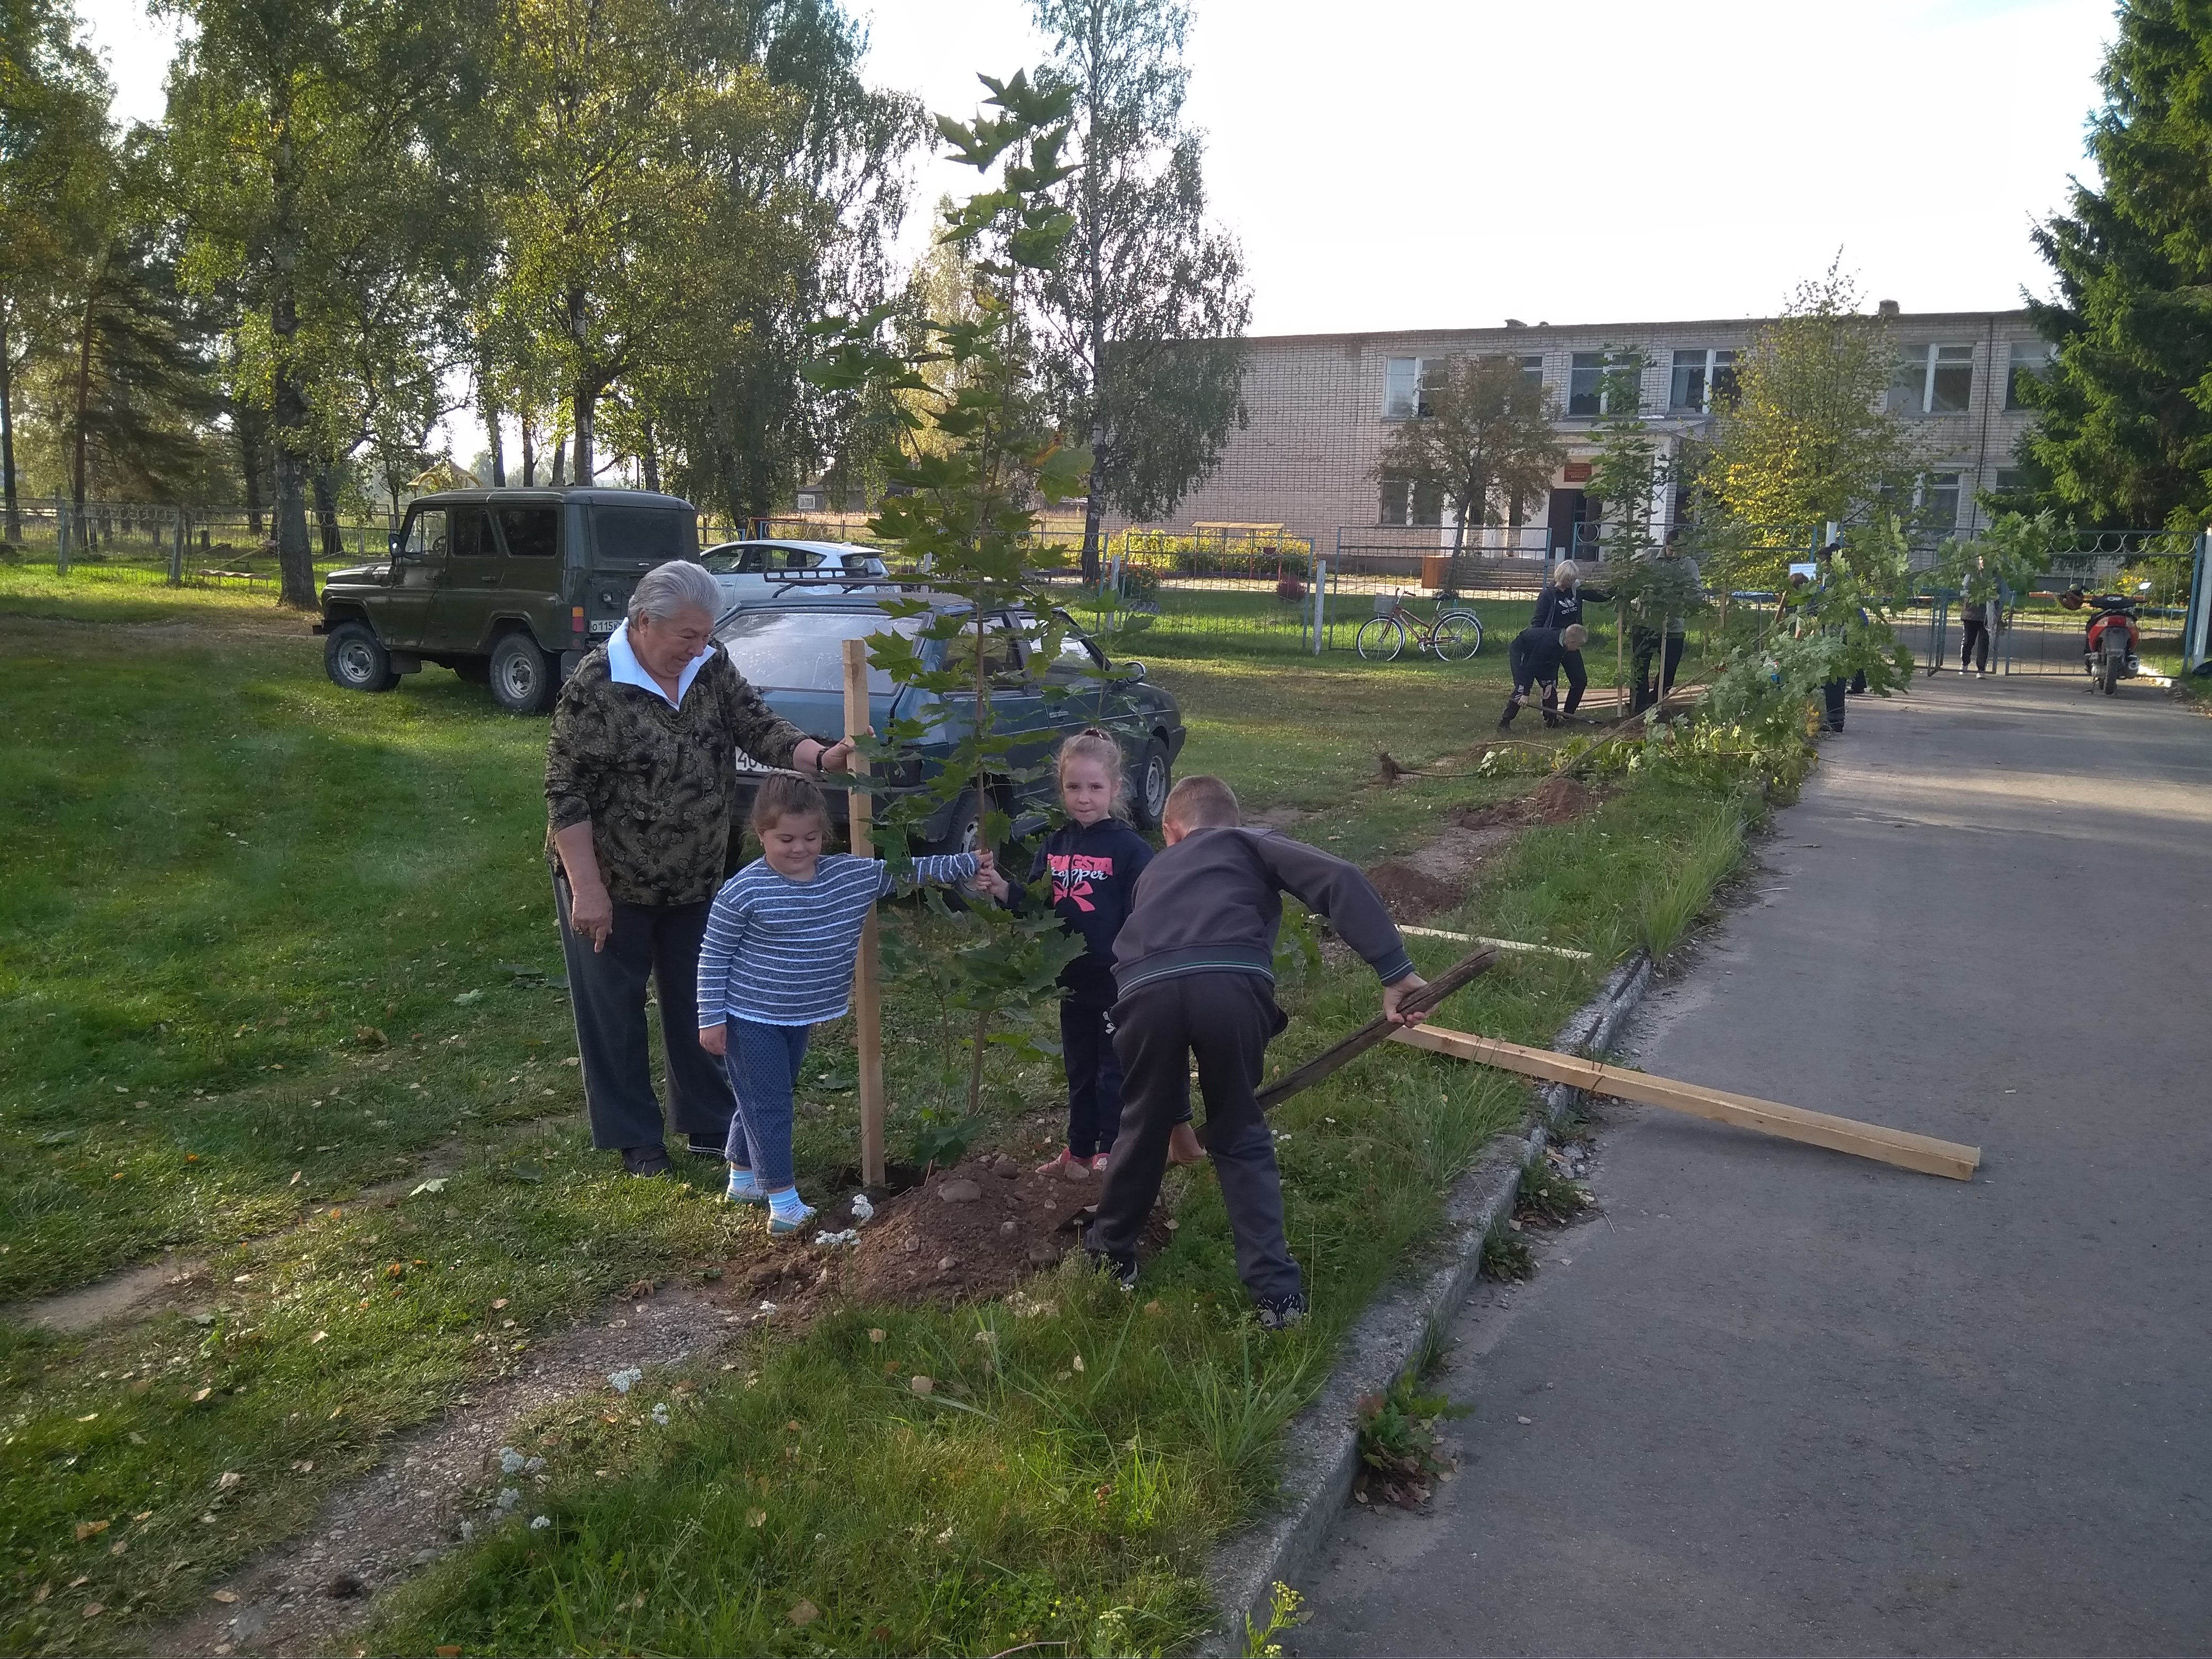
842, 638, 886, 1187
1388, 1023, 1980, 1180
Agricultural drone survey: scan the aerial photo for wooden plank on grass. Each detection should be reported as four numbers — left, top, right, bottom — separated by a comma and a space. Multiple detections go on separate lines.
843, 638, 886, 1188
1388, 1023, 1980, 1181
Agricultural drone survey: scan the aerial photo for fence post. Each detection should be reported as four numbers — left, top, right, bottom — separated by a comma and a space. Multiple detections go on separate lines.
169, 509, 186, 585
56, 498, 69, 575
1312, 558, 1327, 655
2183, 531, 2209, 673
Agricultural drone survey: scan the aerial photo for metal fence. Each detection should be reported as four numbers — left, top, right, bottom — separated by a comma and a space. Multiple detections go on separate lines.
5, 497, 400, 588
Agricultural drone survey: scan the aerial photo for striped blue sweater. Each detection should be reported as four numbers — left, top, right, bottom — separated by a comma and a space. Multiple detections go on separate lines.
697, 852, 979, 1028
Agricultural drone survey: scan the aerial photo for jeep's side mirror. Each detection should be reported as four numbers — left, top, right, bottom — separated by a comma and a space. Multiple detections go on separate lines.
388, 533, 403, 557
1126, 660, 1146, 682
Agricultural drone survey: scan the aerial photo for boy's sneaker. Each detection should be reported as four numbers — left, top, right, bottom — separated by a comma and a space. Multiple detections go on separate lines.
766, 1197, 817, 1239
622, 1145, 673, 1178
1086, 1247, 1137, 1291
724, 1168, 766, 1205
1254, 1292, 1309, 1331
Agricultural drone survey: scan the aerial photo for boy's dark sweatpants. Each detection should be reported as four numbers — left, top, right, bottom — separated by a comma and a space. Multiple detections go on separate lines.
1087, 972, 1302, 1303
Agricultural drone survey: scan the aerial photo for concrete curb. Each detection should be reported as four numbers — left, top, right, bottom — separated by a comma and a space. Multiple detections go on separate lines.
1195, 953, 1654, 1658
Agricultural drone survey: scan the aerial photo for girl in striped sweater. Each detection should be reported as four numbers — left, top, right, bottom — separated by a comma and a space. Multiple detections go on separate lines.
698, 774, 988, 1237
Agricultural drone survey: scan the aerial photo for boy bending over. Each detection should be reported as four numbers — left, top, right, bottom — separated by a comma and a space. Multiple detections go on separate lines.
1084, 775, 1426, 1328
1497, 622, 1588, 730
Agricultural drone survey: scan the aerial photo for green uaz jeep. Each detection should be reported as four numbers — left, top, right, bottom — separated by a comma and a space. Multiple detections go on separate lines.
313, 487, 701, 713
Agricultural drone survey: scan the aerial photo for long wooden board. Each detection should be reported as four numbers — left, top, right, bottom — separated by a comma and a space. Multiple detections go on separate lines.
1389, 1023, 1980, 1180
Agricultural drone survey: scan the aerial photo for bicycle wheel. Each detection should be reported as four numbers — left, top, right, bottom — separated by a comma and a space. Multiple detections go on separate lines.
1431, 610, 1484, 661
1356, 617, 1407, 661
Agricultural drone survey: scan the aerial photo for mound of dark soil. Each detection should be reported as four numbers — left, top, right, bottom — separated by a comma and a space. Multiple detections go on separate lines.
1364, 861, 1469, 920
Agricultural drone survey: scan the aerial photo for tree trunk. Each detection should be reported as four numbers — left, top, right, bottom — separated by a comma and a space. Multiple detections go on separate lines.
640, 421, 660, 493
1082, 489, 1104, 585
518, 413, 535, 487
549, 438, 566, 486
239, 414, 266, 536
484, 393, 506, 488
71, 282, 98, 519
313, 464, 343, 559
571, 381, 594, 484
0, 299, 19, 544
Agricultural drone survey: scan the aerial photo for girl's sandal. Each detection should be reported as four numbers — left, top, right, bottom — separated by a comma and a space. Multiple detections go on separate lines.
1036, 1149, 1086, 1178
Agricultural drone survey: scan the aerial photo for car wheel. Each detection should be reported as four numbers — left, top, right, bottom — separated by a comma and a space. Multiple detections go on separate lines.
922, 789, 984, 858
1128, 738, 1171, 831
324, 621, 399, 693
489, 632, 556, 715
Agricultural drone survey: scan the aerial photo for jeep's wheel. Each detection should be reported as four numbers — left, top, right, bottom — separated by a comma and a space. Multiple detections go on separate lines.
324, 621, 398, 693
489, 633, 556, 714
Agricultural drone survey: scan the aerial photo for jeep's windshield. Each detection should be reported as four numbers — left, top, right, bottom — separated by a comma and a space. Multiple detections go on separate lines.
715, 609, 920, 693
590, 505, 694, 568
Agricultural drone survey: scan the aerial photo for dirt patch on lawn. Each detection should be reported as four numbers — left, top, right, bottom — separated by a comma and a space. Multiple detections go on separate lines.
1456, 772, 1599, 830
839, 1156, 1174, 1308
149, 1281, 743, 1659
1365, 775, 1605, 923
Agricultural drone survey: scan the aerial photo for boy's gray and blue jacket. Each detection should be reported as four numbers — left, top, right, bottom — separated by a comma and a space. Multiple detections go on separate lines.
697, 851, 978, 1027
1111, 827, 1413, 999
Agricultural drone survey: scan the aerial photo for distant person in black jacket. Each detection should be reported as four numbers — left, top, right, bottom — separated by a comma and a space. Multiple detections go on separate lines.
981, 729, 1201, 1177
1084, 775, 1426, 1328
1528, 559, 1607, 717
1497, 623, 1589, 729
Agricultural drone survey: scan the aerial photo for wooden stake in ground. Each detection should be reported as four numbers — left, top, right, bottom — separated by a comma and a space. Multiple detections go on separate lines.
1255, 948, 1497, 1112
842, 637, 886, 1187
1389, 1023, 1980, 1180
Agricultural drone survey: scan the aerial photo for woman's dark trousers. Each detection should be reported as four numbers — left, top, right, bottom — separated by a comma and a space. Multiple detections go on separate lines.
554, 875, 736, 1152
1960, 618, 1991, 671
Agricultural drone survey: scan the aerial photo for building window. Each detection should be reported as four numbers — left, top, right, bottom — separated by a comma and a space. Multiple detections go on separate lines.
1568, 353, 1606, 415
1920, 471, 1961, 530
1893, 343, 1974, 414
2005, 341, 2052, 410
1381, 477, 1445, 525
1383, 356, 1445, 419
1669, 348, 1739, 413
1519, 354, 1545, 388
1993, 468, 2027, 493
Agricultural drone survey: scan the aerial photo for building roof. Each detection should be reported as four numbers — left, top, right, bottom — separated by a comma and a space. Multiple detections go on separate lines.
1241, 307, 2035, 349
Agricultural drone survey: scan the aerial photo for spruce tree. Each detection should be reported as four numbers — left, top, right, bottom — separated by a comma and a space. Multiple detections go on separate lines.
2025, 0, 2212, 529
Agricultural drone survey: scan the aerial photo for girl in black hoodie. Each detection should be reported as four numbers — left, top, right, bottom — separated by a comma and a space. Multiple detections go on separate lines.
981, 729, 1201, 1176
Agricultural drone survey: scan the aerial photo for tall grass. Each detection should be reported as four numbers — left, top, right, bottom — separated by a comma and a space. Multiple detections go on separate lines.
1637, 805, 1751, 959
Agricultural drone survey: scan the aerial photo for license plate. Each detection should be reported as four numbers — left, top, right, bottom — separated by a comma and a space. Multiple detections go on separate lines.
589, 618, 617, 635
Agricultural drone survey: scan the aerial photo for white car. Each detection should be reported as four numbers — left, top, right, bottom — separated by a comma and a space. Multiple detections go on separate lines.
700, 539, 892, 609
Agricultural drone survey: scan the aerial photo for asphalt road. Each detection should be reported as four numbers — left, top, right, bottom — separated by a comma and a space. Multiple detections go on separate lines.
1294, 672, 2212, 1656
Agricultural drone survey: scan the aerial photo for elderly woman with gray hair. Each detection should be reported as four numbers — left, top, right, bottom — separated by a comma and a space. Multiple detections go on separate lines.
544, 559, 856, 1176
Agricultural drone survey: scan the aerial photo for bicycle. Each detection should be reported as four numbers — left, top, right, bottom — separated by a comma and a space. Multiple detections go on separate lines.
1354, 592, 1485, 662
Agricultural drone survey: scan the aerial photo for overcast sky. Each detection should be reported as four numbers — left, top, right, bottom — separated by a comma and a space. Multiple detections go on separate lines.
77, 0, 2115, 337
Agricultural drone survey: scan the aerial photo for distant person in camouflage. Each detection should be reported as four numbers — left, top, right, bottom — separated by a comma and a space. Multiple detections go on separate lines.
544, 559, 857, 1177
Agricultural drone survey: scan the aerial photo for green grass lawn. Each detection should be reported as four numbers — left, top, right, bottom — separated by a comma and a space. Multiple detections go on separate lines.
0, 579, 1763, 1656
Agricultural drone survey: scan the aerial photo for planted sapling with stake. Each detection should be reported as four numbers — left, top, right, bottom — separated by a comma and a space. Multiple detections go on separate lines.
806, 73, 1093, 1121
